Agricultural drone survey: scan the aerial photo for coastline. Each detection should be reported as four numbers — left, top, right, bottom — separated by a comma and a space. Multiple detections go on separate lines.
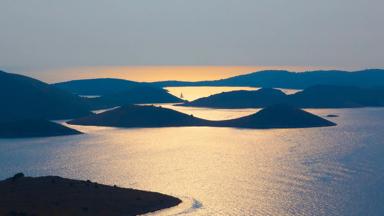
0, 174, 181, 216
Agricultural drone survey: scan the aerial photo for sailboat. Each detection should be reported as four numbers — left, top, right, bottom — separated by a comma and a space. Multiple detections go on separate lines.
180, 92, 184, 99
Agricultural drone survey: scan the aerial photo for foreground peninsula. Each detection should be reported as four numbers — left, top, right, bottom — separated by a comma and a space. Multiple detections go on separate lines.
68, 104, 336, 129
0, 174, 181, 216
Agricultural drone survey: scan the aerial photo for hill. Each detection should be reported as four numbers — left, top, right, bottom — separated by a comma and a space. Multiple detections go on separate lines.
151, 69, 384, 89
0, 174, 181, 216
53, 78, 146, 95
85, 86, 184, 110
0, 70, 91, 121
68, 104, 335, 129
218, 104, 336, 128
178, 86, 384, 108
55, 69, 384, 91
68, 105, 210, 127
288, 85, 384, 108
180, 88, 287, 108
0, 120, 82, 138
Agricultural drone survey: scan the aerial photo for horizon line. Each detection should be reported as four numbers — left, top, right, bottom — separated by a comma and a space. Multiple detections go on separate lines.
2, 65, 380, 83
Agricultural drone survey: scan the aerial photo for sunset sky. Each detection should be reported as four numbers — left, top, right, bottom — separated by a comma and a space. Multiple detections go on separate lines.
1, 0, 383, 82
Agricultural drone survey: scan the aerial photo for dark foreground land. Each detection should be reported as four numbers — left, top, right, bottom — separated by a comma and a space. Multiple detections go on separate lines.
0, 174, 181, 216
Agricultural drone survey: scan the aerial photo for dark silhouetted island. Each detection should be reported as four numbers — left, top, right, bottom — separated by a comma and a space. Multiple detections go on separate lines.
217, 104, 336, 128
0, 70, 91, 121
178, 86, 384, 109
68, 104, 336, 129
68, 105, 211, 127
0, 120, 82, 138
288, 85, 384, 108
85, 86, 184, 110
53, 78, 146, 95
0, 173, 181, 216
180, 88, 287, 108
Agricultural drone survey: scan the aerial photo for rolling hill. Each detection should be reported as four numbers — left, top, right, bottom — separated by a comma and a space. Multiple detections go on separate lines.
0, 70, 91, 122
68, 104, 336, 129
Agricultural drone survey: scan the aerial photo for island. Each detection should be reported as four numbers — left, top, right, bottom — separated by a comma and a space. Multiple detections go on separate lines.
0, 70, 91, 122
0, 120, 82, 138
0, 173, 181, 216
85, 86, 184, 110
217, 104, 336, 128
53, 78, 145, 95
180, 88, 287, 108
68, 104, 211, 127
178, 85, 384, 109
68, 104, 336, 129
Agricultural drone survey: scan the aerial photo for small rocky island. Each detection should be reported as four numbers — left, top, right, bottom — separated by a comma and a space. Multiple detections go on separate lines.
68, 104, 336, 129
0, 173, 181, 216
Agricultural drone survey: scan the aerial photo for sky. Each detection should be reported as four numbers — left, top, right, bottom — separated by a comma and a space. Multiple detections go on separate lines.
1, 0, 383, 82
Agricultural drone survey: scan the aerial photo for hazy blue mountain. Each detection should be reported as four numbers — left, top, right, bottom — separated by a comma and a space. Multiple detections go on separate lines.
179, 86, 384, 109
180, 88, 287, 108
54, 69, 384, 92
53, 78, 146, 95
151, 69, 384, 88
68, 104, 335, 129
0, 70, 91, 121
0, 120, 82, 138
85, 86, 184, 110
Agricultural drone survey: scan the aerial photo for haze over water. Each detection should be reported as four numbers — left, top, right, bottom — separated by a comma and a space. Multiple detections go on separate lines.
1, 87, 384, 215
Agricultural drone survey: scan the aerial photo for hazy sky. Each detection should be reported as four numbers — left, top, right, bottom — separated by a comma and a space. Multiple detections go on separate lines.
1, 0, 383, 81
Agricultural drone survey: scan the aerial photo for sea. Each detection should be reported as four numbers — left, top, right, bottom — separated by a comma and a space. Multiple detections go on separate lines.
0, 87, 383, 216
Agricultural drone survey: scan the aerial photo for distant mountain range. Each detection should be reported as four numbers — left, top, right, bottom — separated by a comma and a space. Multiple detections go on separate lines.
180, 85, 384, 108
150, 69, 384, 89
54, 69, 384, 92
68, 104, 336, 129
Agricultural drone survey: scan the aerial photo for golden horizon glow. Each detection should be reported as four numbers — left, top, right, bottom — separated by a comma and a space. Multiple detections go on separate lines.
26, 65, 353, 83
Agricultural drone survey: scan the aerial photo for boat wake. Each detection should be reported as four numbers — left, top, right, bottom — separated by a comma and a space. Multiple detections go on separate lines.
142, 196, 203, 216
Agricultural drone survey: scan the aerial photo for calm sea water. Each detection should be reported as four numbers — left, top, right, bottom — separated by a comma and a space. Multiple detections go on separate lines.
1, 87, 384, 215
165, 86, 299, 101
